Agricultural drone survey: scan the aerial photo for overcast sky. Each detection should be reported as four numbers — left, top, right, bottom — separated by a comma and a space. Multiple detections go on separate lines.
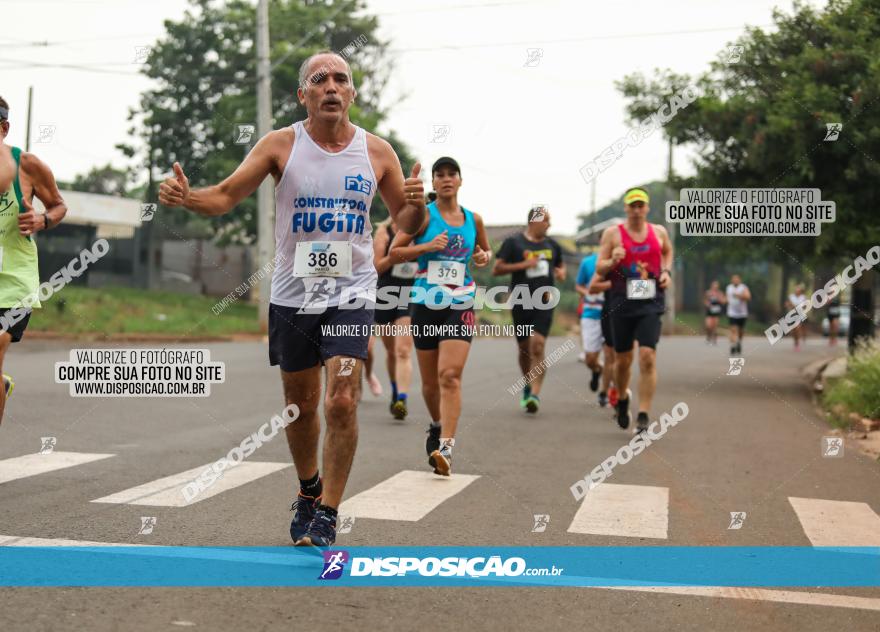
0, 0, 818, 233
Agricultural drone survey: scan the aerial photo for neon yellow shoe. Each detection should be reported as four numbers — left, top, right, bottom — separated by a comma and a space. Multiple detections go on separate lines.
2, 374, 13, 398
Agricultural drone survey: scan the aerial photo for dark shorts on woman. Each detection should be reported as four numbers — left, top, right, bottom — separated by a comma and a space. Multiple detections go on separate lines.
410, 303, 474, 350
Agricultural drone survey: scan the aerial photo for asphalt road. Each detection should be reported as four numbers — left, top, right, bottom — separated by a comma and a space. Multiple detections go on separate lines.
1, 333, 878, 631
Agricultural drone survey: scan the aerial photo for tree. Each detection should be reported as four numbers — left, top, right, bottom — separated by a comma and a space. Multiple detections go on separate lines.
122, 0, 414, 243
618, 0, 880, 341
59, 163, 135, 197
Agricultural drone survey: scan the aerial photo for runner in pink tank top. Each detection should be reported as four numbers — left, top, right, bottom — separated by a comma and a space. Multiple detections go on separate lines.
595, 188, 673, 433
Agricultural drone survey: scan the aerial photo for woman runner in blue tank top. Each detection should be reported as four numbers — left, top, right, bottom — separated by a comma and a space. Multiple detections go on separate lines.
388, 156, 491, 477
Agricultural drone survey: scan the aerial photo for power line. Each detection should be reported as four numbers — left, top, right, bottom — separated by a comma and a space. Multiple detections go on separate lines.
387, 24, 772, 53
0, 56, 140, 76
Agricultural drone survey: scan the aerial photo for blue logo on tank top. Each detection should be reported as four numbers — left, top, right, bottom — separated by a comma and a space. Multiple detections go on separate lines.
344, 174, 373, 195
630, 244, 650, 253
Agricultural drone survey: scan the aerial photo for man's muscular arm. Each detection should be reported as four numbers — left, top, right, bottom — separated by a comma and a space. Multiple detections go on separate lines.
18, 152, 66, 236
595, 226, 623, 277
159, 129, 287, 216
656, 224, 674, 289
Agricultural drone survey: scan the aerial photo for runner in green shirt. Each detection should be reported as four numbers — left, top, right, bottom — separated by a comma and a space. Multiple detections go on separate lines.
0, 96, 67, 427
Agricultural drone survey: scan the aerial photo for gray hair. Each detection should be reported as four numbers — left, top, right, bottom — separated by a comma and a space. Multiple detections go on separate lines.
298, 50, 355, 93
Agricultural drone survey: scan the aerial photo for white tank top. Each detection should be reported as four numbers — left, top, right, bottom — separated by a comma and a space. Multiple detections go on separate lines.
271, 121, 378, 308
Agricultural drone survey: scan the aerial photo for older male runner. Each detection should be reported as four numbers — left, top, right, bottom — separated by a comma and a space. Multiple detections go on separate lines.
159, 51, 426, 547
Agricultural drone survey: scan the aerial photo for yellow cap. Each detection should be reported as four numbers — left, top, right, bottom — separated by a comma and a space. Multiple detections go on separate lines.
624, 188, 649, 205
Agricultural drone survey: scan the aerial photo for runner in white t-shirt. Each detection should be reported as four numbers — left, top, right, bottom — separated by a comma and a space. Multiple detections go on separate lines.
725, 274, 751, 356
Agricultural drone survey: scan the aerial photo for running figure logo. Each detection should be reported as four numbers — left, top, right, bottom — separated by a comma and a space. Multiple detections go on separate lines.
725, 45, 744, 64
726, 357, 745, 376
36, 125, 56, 143
138, 517, 157, 535
133, 46, 152, 63
524, 48, 543, 67
39, 436, 57, 455
319, 550, 350, 580
337, 358, 357, 377
531, 514, 550, 533
337, 516, 355, 534
821, 436, 844, 458
234, 124, 255, 145
630, 279, 652, 299
824, 123, 842, 142
140, 203, 157, 222
430, 125, 450, 143
298, 277, 336, 314
727, 512, 747, 530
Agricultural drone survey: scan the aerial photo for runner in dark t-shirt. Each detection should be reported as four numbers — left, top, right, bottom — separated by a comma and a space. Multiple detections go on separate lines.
492, 205, 565, 414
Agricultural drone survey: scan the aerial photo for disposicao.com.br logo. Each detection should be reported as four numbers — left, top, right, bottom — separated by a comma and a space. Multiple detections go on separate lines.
342, 555, 561, 578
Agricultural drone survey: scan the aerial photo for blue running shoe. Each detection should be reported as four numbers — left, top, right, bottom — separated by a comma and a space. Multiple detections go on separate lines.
296, 508, 337, 547
289, 493, 319, 543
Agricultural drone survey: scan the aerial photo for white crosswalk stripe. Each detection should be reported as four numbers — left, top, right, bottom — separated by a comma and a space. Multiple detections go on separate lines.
0, 535, 140, 547
567, 483, 669, 539
788, 496, 880, 547
0, 451, 115, 485
91, 461, 291, 507
339, 470, 480, 521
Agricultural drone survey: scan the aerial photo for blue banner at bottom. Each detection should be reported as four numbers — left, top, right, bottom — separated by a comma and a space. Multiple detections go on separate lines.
0, 546, 877, 587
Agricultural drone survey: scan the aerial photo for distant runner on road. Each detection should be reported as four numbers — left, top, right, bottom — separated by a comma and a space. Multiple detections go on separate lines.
726, 274, 751, 356
704, 280, 726, 345
575, 251, 605, 405
588, 269, 618, 409
492, 206, 565, 414
372, 216, 416, 419
786, 284, 809, 351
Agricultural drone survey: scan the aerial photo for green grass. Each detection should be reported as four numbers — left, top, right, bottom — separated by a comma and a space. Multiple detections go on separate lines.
672, 310, 770, 336
823, 340, 880, 427
28, 286, 261, 337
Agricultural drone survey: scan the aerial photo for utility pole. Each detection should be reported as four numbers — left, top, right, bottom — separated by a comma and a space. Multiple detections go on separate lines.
590, 177, 596, 216
256, 0, 274, 332
25, 86, 33, 152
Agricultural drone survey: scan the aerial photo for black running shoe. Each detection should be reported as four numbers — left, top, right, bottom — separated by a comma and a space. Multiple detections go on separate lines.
590, 369, 601, 392
295, 508, 337, 547
636, 412, 649, 434
615, 389, 632, 429
598, 391, 608, 408
289, 493, 319, 543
